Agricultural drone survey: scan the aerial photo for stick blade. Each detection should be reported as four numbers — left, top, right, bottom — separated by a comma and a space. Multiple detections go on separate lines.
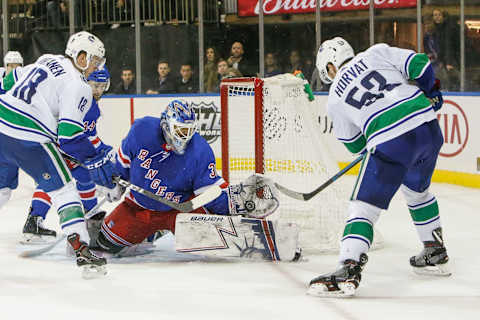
274, 183, 308, 201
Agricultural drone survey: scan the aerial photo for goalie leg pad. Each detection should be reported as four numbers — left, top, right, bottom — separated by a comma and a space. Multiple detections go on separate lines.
175, 213, 300, 261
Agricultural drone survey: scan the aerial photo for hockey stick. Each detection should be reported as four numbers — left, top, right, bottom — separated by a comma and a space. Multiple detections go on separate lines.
274, 154, 364, 201
19, 197, 108, 258
114, 177, 222, 212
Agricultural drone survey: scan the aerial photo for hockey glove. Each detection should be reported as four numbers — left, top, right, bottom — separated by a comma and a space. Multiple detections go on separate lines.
227, 174, 280, 219
425, 79, 443, 112
104, 183, 126, 202
84, 150, 117, 189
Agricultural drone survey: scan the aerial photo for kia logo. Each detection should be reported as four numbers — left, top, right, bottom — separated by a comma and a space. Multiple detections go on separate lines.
437, 100, 469, 157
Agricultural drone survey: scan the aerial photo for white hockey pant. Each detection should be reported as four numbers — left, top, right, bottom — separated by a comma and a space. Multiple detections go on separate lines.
339, 200, 381, 264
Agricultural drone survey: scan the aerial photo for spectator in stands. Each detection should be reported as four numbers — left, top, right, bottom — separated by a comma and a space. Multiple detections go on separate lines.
47, 0, 82, 29
227, 41, 256, 77
176, 63, 198, 93
264, 52, 282, 78
286, 49, 313, 79
214, 59, 229, 91
225, 68, 242, 78
425, 8, 460, 90
204, 47, 220, 92
47, 0, 67, 29
113, 67, 136, 94
146, 60, 177, 94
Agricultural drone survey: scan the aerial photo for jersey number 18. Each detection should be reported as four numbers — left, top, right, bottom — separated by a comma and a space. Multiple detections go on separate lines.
12, 68, 48, 104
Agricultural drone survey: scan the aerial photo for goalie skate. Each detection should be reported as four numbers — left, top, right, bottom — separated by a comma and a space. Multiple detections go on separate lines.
410, 227, 451, 276
21, 214, 57, 245
67, 233, 107, 280
307, 253, 368, 298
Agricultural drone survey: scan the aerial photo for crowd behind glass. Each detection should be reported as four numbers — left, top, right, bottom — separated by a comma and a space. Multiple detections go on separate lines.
2, 0, 479, 93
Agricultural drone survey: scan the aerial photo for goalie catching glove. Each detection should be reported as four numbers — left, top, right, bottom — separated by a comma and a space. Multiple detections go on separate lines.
227, 174, 280, 218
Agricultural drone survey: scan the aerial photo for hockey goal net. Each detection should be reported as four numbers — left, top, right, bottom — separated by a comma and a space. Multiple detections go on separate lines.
220, 74, 383, 254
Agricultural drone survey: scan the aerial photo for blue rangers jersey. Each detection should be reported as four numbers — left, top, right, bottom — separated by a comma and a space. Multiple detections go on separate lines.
83, 98, 108, 152
116, 116, 228, 213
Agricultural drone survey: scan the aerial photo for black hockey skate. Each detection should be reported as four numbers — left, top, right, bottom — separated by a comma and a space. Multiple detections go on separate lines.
21, 213, 57, 245
410, 227, 451, 276
308, 253, 368, 297
67, 233, 107, 279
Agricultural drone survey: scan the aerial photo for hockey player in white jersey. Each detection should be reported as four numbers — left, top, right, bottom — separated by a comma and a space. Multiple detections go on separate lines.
309, 37, 449, 297
0, 51, 24, 94
21, 67, 112, 244
0, 31, 117, 276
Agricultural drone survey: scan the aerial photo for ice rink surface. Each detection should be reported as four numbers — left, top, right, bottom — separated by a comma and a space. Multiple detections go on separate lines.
0, 173, 479, 320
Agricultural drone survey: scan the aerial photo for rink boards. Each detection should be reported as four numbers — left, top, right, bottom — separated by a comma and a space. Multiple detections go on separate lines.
98, 93, 480, 188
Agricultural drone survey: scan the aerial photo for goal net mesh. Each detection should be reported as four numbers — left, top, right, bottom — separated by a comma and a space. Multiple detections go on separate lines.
221, 74, 383, 254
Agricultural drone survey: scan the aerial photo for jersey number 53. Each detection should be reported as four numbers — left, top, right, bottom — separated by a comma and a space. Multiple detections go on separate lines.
345, 71, 400, 109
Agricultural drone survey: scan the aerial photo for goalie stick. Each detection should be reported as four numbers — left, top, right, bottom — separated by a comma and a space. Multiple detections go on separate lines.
275, 154, 364, 201
61, 152, 222, 212
113, 177, 222, 212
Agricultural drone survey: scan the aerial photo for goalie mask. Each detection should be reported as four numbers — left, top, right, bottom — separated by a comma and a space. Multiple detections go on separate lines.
160, 99, 197, 155
87, 66, 110, 100
316, 37, 354, 84
65, 31, 106, 72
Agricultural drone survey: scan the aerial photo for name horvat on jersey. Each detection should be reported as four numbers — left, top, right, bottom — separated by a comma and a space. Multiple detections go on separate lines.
334, 59, 369, 98
137, 149, 182, 203
37, 57, 66, 77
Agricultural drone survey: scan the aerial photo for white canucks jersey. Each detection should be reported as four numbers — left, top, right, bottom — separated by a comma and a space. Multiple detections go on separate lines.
327, 44, 436, 154
0, 54, 93, 146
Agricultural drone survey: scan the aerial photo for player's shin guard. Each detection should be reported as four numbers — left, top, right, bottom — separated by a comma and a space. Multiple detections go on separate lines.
339, 201, 380, 263
401, 185, 442, 243
49, 182, 89, 242
410, 227, 451, 276
308, 253, 368, 297
30, 190, 52, 219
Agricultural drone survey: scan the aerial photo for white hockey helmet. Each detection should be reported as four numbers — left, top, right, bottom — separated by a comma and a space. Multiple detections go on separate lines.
65, 31, 106, 71
316, 37, 354, 84
4, 51, 24, 67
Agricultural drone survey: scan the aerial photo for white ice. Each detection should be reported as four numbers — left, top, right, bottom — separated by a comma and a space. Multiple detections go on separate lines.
0, 172, 479, 320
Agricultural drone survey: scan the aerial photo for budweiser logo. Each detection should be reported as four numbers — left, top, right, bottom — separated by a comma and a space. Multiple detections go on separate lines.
239, 0, 416, 16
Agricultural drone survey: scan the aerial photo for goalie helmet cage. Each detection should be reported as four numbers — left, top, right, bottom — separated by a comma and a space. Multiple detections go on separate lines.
220, 74, 384, 253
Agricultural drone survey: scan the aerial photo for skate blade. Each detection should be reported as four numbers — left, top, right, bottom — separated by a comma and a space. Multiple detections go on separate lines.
81, 265, 107, 280
412, 263, 452, 277
307, 282, 357, 298
20, 234, 57, 245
